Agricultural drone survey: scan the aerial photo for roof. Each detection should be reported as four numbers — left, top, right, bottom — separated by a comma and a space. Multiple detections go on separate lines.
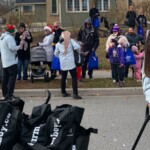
16, 0, 46, 3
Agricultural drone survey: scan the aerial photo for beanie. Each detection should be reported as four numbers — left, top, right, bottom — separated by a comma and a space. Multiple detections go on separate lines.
131, 45, 138, 52
19, 22, 26, 28
113, 24, 119, 32
5, 24, 15, 33
44, 25, 54, 32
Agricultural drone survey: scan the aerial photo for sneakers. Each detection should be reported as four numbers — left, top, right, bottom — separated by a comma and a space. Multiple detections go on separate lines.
113, 79, 116, 83
62, 93, 71, 97
4, 95, 17, 101
73, 95, 82, 100
119, 81, 124, 87
89, 76, 94, 80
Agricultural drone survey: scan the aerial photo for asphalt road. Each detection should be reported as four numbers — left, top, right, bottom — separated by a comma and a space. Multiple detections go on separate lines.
22, 95, 149, 150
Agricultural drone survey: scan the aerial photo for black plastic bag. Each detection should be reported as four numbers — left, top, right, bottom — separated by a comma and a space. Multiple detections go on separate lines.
45, 104, 84, 150
20, 90, 51, 149
0, 98, 24, 150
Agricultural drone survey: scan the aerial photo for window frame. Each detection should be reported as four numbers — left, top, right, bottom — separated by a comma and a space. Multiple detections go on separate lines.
51, 0, 58, 15
21, 5, 35, 15
66, 0, 89, 13
97, 0, 110, 12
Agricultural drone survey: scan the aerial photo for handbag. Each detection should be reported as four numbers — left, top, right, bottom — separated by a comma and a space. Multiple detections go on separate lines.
51, 55, 60, 70
71, 42, 83, 66
88, 51, 99, 70
124, 48, 136, 65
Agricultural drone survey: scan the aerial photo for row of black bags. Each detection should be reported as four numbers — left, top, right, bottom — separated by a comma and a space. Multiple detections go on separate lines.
0, 90, 98, 150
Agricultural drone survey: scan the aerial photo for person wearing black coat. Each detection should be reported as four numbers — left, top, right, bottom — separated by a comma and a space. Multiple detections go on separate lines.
15, 22, 33, 81
126, 5, 137, 29
89, 3, 100, 29
77, 18, 99, 79
137, 11, 147, 27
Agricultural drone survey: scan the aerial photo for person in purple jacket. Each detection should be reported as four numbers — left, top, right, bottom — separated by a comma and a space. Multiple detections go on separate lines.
108, 39, 125, 87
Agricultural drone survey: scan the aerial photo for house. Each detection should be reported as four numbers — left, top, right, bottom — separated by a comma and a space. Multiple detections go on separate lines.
15, 0, 131, 27
16, 0, 47, 26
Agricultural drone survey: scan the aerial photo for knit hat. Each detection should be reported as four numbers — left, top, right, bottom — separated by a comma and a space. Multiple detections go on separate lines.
113, 24, 119, 32
5, 24, 15, 33
110, 38, 118, 46
61, 31, 71, 54
131, 45, 138, 52
19, 22, 26, 28
44, 25, 54, 32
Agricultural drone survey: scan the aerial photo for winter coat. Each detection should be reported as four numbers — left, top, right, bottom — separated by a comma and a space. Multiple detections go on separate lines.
137, 15, 147, 27
54, 39, 81, 71
108, 44, 125, 64
53, 28, 65, 44
15, 31, 33, 60
77, 18, 99, 52
0, 32, 20, 68
39, 34, 54, 62
126, 10, 137, 27
89, 8, 100, 18
133, 51, 144, 69
126, 33, 145, 47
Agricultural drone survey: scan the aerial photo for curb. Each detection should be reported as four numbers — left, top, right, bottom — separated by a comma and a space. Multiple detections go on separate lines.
0, 87, 143, 97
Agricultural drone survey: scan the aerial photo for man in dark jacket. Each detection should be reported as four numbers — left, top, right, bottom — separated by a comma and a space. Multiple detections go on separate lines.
15, 22, 33, 81
126, 5, 137, 29
77, 18, 99, 79
89, 3, 100, 29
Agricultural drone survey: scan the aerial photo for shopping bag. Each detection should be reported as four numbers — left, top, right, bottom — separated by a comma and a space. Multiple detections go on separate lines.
0, 98, 24, 149
88, 51, 99, 70
20, 90, 51, 149
124, 49, 136, 65
51, 56, 60, 70
45, 104, 84, 150
93, 17, 100, 28
137, 25, 144, 37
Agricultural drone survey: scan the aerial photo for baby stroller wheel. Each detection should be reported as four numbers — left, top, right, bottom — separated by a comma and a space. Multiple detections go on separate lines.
31, 74, 34, 83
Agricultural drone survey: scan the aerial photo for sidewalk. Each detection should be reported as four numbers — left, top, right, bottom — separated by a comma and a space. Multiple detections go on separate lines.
0, 70, 141, 98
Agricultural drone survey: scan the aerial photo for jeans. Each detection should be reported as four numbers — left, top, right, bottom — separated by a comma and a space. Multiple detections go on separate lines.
61, 68, 78, 95
17, 59, 29, 80
2, 64, 17, 97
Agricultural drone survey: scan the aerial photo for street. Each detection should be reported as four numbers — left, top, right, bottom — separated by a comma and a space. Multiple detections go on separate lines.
21, 94, 150, 150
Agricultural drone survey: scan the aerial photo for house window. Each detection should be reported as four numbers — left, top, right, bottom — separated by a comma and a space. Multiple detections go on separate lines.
21, 5, 35, 14
97, 0, 109, 11
67, 0, 89, 12
52, 0, 58, 14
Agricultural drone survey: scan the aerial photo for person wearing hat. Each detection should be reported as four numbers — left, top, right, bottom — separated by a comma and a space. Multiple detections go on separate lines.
15, 22, 33, 81
54, 31, 82, 100
106, 24, 129, 83
0, 24, 21, 100
77, 17, 99, 79
38, 25, 54, 80
131, 45, 144, 82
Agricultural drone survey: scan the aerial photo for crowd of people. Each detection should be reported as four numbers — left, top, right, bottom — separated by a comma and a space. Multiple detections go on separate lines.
0, 3, 149, 101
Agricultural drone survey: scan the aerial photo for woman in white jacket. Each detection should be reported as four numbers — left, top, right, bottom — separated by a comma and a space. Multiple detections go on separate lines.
54, 31, 82, 99
0, 24, 21, 100
142, 30, 150, 107
38, 25, 54, 80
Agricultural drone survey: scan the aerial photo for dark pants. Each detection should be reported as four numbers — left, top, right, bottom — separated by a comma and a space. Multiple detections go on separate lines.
61, 68, 78, 95
82, 55, 93, 78
2, 64, 17, 97
111, 64, 124, 82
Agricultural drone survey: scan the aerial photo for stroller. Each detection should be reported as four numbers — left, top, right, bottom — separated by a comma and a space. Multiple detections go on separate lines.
30, 46, 49, 83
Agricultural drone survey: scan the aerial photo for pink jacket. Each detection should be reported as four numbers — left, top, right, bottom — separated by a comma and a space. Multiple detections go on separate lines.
133, 51, 144, 69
